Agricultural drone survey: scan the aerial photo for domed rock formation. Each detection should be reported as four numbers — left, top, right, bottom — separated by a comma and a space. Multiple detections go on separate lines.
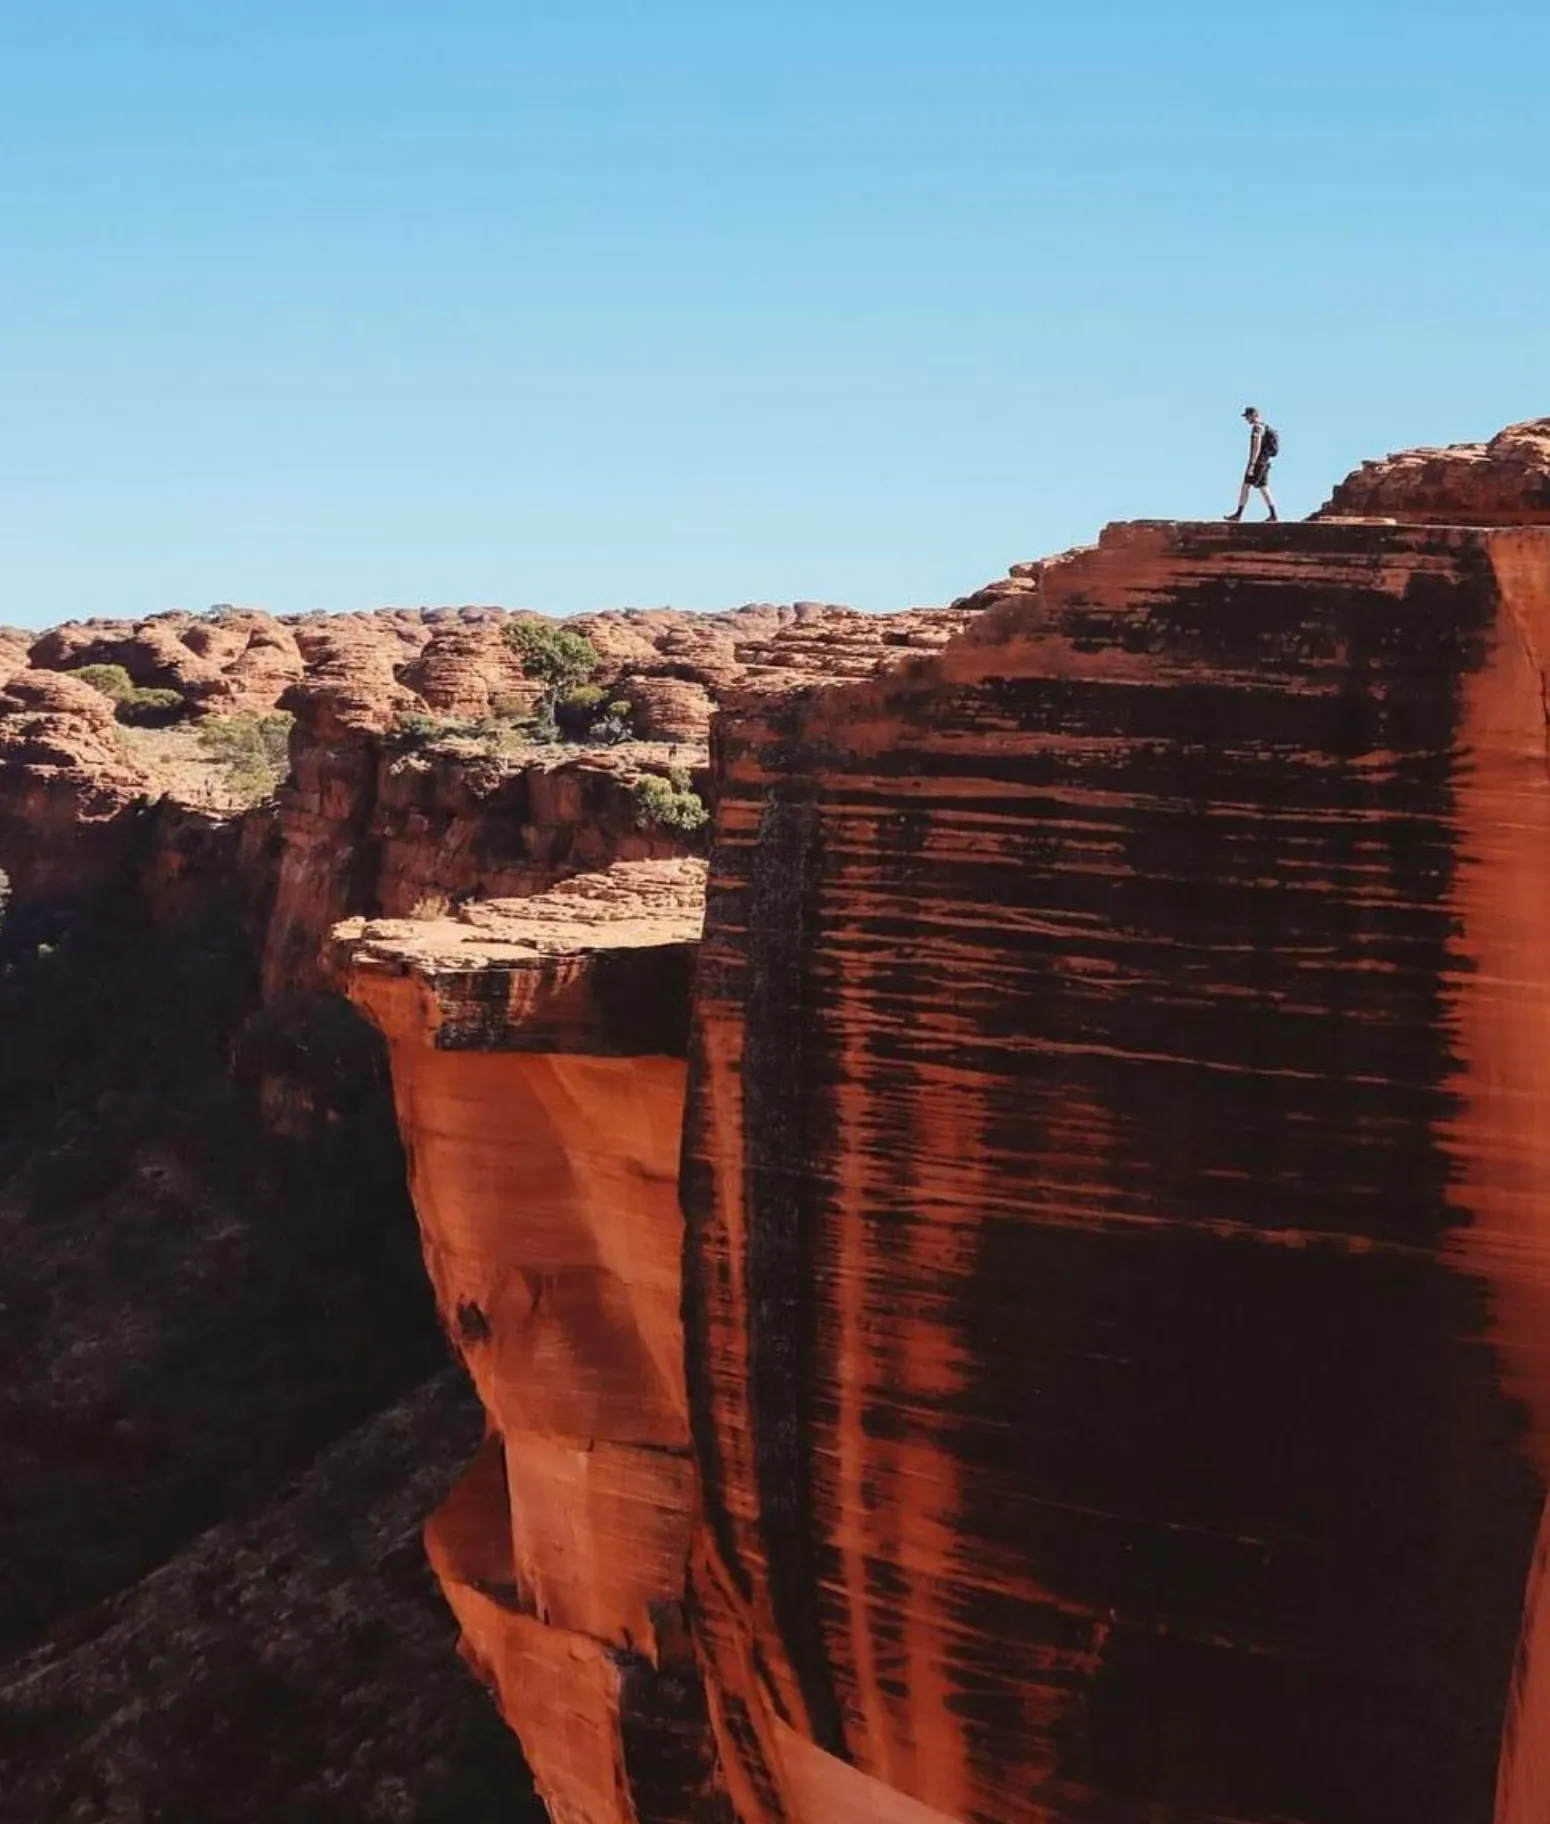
397, 622, 545, 721
1318, 415, 1550, 524
0, 668, 154, 901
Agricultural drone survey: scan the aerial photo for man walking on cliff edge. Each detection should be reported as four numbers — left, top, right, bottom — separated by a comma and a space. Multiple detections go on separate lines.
1226, 406, 1279, 521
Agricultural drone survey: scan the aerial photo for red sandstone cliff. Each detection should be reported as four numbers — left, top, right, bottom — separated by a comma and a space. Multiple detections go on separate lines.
342, 861, 723, 1824
681, 515, 1550, 1824
333, 425, 1550, 1824
16, 422, 1550, 1824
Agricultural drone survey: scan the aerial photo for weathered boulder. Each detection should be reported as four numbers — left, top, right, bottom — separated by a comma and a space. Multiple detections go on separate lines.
682, 517, 1550, 1824
1319, 415, 1550, 524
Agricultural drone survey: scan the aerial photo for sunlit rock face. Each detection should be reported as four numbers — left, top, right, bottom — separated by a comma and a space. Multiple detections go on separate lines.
1318, 417, 1550, 525
343, 860, 729, 1824
681, 518, 1550, 1824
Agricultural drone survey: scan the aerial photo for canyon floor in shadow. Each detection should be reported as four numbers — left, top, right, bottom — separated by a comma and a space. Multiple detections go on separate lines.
0, 1371, 538, 1823
0, 910, 537, 1820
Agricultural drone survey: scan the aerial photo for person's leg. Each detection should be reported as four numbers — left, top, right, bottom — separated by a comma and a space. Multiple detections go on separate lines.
1257, 484, 1279, 521
1225, 479, 1251, 520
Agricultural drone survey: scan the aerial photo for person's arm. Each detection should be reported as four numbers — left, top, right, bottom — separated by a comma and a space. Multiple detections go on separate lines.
1245, 423, 1264, 476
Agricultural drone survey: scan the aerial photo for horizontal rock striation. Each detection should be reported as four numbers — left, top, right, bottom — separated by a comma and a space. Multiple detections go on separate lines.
0, 668, 155, 904
344, 860, 728, 1824
682, 517, 1550, 1824
1318, 416, 1550, 524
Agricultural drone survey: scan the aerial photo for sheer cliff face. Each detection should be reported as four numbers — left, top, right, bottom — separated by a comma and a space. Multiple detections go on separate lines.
682, 519, 1550, 1824
345, 862, 726, 1824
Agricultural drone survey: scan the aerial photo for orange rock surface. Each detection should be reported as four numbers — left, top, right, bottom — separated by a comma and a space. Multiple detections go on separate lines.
1319, 416, 1550, 524
28, 608, 309, 712
0, 667, 154, 901
262, 598, 972, 996
683, 516, 1550, 1824
343, 861, 727, 1824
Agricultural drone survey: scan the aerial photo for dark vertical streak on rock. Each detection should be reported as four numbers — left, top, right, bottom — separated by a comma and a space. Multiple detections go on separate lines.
950, 552, 1537, 1822
617, 1650, 733, 1824
681, 868, 748, 1603
742, 790, 846, 1754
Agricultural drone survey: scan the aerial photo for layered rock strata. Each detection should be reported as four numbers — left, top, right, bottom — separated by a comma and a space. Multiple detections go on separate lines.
1319, 416, 1550, 524
0, 668, 155, 903
682, 518, 1550, 1824
343, 861, 726, 1824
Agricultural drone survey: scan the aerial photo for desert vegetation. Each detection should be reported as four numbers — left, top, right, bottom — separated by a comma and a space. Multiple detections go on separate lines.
632, 767, 708, 832
73, 663, 187, 728
196, 713, 295, 803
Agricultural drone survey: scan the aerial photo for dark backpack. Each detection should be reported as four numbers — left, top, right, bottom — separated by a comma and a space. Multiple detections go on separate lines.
1261, 423, 1280, 459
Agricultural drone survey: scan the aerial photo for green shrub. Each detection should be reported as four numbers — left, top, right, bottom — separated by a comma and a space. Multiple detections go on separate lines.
198, 712, 295, 802
72, 663, 136, 703
632, 770, 708, 832
116, 687, 186, 728
554, 681, 607, 740
504, 621, 598, 705
392, 706, 553, 758
70, 664, 188, 726
392, 710, 448, 747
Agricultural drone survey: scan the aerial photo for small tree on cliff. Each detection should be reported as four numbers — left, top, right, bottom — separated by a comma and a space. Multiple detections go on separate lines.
503, 620, 598, 721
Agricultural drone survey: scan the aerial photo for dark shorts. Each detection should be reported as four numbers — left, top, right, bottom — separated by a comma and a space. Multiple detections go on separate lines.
1248, 458, 1273, 488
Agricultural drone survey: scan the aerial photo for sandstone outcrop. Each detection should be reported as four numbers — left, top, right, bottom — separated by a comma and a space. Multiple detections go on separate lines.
0, 668, 154, 902
683, 516, 1550, 1824
266, 731, 709, 998
27, 610, 308, 714
397, 621, 546, 721
262, 600, 974, 998
344, 860, 722, 1824
1319, 415, 1550, 524
0, 627, 32, 676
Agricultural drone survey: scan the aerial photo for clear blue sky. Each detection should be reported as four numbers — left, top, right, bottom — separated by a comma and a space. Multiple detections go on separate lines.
2, 1, 1545, 627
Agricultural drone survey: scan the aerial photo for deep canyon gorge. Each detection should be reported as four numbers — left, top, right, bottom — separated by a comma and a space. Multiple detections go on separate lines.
3, 417, 1550, 1823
